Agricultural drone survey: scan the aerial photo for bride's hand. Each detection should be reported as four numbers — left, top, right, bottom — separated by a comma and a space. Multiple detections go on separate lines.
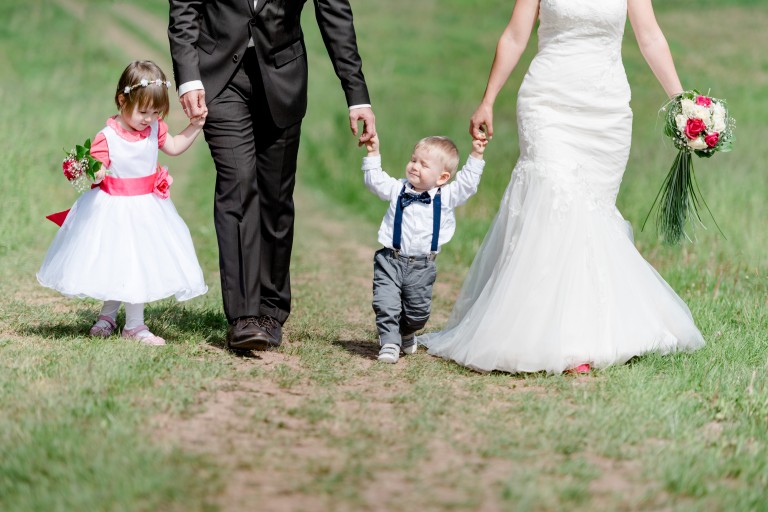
470, 103, 494, 141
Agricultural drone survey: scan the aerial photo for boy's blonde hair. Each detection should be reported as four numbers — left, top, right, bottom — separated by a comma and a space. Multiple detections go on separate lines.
115, 60, 171, 118
414, 136, 460, 175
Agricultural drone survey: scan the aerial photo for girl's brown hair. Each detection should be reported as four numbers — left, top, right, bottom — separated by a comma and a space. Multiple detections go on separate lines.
114, 60, 171, 118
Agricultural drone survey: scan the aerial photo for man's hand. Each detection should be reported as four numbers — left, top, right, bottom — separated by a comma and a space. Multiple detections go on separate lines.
180, 89, 207, 119
469, 102, 494, 141
349, 107, 376, 145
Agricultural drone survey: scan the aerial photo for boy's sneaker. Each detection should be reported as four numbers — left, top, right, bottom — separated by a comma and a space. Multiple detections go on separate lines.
401, 334, 417, 355
377, 343, 400, 363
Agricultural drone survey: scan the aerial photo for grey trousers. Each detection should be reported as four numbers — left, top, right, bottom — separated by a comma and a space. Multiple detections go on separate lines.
372, 248, 437, 347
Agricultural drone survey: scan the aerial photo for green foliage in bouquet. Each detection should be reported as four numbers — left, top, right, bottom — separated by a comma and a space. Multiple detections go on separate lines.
62, 138, 103, 193
65, 138, 102, 181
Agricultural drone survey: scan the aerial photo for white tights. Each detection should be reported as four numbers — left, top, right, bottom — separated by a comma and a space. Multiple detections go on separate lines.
97, 301, 146, 330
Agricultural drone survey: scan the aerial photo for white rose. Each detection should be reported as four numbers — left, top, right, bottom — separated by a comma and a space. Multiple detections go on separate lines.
688, 136, 708, 150
693, 105, 712, 128
675, 114, 688, 133
712, 112, 726, 133
681, 98, 696, 117
140, 78, 149, 87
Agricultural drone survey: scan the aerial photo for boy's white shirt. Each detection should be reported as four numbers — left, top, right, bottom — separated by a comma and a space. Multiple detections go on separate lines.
362, 154, 485, 256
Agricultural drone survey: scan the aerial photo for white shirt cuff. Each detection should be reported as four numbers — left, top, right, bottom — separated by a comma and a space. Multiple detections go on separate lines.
362, 155, 382, 171
465, 155, 486, 174
178, 80, 204, 97
349, 104, 372, 111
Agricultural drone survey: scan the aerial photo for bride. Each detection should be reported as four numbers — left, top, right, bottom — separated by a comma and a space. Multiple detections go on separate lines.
417, 0, 705, 374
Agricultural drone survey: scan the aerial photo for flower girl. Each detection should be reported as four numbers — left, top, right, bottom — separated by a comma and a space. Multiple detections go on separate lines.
37, 60, 208, 345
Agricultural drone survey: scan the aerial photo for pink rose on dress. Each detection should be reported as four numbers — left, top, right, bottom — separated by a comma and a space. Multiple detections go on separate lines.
695, 95, 712, 107
153, 165, 173, 199
685, 118, 706, 140
704, 132, 720, 148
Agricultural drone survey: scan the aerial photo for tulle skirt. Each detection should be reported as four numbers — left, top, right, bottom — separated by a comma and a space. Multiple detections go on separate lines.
418, 99, 704, 374
37, 188, 207, 304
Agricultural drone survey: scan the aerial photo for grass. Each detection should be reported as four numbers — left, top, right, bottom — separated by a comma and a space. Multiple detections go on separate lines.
0, 0, 766, 510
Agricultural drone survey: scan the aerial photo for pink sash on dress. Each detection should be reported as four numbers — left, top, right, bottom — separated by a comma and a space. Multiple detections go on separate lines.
46, 166, 172, 226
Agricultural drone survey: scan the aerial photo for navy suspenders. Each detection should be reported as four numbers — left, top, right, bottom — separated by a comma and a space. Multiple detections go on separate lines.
392, 184, 442, 256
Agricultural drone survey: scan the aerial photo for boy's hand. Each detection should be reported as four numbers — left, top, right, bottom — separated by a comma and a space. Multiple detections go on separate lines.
470, 137, 488, 159
363, 133, 380, 156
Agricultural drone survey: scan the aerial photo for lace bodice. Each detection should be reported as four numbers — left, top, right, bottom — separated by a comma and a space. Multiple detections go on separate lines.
519, 0, 630, 111
538, 0, 627, 47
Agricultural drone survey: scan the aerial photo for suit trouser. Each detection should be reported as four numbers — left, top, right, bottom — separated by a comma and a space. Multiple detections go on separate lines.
372, 248, 437, 347
203, 48, 301, 324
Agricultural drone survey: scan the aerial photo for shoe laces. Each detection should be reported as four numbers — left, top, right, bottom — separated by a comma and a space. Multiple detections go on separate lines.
236, 317, 259, 327
256, 316, 279, 329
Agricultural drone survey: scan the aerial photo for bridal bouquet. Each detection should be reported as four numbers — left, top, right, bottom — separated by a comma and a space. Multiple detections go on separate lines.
644, 91, 735, 244
62, 138, 102, 193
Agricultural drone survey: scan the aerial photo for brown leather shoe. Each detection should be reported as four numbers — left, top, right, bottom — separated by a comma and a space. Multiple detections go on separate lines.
257, 316, 282, 347
226, 317, 271, 351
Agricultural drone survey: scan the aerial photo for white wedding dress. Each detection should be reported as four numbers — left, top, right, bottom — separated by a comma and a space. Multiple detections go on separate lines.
418, 0, 705, 373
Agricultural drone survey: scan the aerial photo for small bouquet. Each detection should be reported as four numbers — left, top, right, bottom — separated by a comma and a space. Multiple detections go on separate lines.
62, 138, 102, 193
643, 90, 735, 244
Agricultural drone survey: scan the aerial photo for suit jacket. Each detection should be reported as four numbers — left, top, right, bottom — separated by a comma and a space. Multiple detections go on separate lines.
168, 0, 371, 128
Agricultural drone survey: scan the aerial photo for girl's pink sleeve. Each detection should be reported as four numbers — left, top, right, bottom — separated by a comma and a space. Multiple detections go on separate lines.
158, 119, 168, 148
89, 133, 110, 168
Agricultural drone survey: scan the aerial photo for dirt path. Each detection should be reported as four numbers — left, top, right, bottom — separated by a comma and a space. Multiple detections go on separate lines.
44, 4, 588, 511
48, 2, 440, 508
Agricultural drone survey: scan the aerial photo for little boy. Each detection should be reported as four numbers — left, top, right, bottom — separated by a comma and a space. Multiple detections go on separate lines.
362, 134, 487, 363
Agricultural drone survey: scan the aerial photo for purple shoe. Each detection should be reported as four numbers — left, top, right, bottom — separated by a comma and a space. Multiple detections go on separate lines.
89, 315, 117, 337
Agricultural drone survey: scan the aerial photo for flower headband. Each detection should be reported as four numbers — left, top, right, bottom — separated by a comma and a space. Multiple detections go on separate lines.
123, 78, 172, 94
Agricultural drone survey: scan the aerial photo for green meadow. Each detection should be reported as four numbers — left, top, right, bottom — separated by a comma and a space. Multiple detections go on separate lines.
1, 0, 766, 510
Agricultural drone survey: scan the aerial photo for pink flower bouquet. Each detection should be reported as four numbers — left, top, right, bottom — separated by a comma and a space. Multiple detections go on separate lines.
62, 138, 102, 193
643, 91, 735, 244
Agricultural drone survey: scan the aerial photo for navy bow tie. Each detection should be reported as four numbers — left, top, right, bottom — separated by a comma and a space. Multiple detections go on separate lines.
400, 190, 432, 209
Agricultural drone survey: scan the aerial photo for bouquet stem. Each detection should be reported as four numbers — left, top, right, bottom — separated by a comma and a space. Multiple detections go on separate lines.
642, 150, 724, 244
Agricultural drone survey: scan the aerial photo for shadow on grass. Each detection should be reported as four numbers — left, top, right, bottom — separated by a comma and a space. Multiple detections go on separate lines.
15, 308, 100, 339
148, 305, 270, 360
17, 303, 230, 348
331, 338, 379, 360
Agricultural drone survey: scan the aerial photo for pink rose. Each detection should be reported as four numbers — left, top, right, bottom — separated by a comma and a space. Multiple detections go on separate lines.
153, 166, 173, 199
704, 132, 719, 148
685, 118, 706, 140
695, 95, 712, 107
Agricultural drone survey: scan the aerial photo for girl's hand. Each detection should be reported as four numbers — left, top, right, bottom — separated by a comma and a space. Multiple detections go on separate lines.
363, 133, 380, 156
470, 137, 488, 159
470, 102, 494, 141
93, 167, 107, 184
190, 114, 206, 127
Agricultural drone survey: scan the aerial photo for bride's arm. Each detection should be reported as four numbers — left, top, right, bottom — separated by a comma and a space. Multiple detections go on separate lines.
470, 0, 539, 140
628, 0, 684, 98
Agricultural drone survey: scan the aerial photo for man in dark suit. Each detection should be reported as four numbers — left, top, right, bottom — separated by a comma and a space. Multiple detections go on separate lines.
168, 0, 375, 351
